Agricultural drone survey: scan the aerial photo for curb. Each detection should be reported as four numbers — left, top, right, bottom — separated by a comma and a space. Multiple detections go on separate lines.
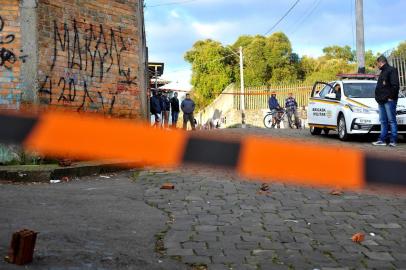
0, 161, 134, 183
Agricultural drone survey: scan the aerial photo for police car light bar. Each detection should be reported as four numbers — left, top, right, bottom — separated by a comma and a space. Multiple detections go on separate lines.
337, 73, 378, 80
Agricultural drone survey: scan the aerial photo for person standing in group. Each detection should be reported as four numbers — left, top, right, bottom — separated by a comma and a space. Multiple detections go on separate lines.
157, 91, 165, 126
285, 92, 300, 129
373, 55, 400, 147
268, 92, 282, 128
170, 92, 180, 128
161, 92, 171, 127
181, 93, 196, 130
150, 91, 162, 127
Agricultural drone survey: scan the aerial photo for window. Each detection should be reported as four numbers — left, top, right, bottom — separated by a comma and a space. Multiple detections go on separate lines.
343, 83, 376, 98
319, 84, 334, 98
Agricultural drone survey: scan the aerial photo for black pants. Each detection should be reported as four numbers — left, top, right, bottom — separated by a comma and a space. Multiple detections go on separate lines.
183, 113, 196, 130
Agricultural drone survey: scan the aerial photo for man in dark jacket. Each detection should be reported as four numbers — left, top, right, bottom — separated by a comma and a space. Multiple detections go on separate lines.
161, 92, 171, 127
181, 93, 196, 130
150, 91, 162, 127
373, 55, 400, 147
170, 92, 180, 128
268, 92, 282, 128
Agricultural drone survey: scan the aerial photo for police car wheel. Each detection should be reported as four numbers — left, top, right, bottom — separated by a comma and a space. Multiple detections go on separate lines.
310, 126, 322, 135
338, 115, 349, 141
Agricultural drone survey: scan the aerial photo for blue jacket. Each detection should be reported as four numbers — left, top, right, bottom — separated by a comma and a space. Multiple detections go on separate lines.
150, 95, 162, 114
181, 98, 195, 114
268, 96, 280, 110
285, 97, 298, 110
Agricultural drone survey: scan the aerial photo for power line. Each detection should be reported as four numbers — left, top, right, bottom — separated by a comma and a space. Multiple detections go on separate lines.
264, 0, 301, 35
290, 0, 322, 35
285, 0, 319, 34
146, 0, 199, 8
149, 1, 302, 78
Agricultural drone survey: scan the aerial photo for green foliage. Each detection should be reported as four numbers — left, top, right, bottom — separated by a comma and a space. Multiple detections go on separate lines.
365, 50, 380, 72
185, 34, 404, 109
304, 58, 356, 84
322, 45, 355, 62
184, 39, 236, 108
394, 41, 406, 56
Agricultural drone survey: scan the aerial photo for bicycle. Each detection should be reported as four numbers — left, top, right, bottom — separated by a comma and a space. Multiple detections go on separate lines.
263, 109, 287, 129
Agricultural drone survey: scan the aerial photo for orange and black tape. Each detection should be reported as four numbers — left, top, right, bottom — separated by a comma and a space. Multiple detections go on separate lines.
0, 111, 405, 190
0, 114, 38, 145
365, 156, 404, 187
183, 137, 241, 168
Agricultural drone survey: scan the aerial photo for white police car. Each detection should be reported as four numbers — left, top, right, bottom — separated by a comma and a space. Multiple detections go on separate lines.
308, 74, 406, 141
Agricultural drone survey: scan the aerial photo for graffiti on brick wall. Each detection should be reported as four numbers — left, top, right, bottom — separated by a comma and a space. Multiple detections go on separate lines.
0, 15, 20, 109
39, 19, 138, 114
0, 16, 17, 70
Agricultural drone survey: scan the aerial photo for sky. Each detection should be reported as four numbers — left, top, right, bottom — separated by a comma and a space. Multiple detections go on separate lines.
144, 0, 406, 85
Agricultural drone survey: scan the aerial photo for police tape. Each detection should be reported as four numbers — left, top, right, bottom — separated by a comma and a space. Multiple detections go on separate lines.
0, 111, 404, 189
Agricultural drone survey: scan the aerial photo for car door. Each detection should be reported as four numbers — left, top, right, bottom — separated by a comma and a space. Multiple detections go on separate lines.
308, 82, 334, 126
324, 82, 342, 127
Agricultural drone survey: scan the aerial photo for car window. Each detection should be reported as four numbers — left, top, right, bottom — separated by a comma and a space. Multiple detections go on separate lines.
332, 83, 342, 100
344, 83, 377, 98
319, 84, 333, 98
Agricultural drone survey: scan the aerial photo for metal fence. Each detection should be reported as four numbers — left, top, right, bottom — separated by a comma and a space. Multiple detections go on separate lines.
233, 83, 313, 110
389, 54, 406, 90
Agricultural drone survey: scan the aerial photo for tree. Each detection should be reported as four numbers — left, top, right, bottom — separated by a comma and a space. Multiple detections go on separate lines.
394, 41, 406, 57
322, 45, 355, 62
365, 50, 380, 72
185, 39, 237, 108
304, 58, 356, 84
235, 35, 269, 87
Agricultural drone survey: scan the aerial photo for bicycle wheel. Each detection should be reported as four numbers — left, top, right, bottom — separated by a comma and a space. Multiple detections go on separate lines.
263, 113, 273, 128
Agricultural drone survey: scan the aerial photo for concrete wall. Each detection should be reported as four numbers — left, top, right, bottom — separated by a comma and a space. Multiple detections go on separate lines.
196, 84, 236, 127
0, 0, 148, 118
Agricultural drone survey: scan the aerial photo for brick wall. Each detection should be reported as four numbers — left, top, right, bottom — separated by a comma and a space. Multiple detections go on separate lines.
0, 0, 147, 118
37, 0, 145, 118
0, 0, 21, 109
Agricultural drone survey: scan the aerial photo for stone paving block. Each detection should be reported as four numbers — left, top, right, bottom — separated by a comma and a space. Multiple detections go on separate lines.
235, 264, 258, 270
235, 242, 260, 250
212, 255, 245, 264
258, 264, 289, 270
321, 267, 350, 270
371, 223, 402, 229
363, 260, 396, 269
166, 248, 194, 256
363, 251, 395, 261
392, 260, 406, 269
392, 253, 406, 261
208, 264, 232, 270
181, 255, 211, 265
193, 232, 219, 242
241, 235, 269, 243
182, 241, 207, 250
223, 249, 250, 258
283, 242, 313, 251
259, 241, 284, 250
194, 248, 224, 257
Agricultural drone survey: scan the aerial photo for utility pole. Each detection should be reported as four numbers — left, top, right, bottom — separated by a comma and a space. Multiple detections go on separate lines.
239, 46, 246, 128
356, 0, 366, 74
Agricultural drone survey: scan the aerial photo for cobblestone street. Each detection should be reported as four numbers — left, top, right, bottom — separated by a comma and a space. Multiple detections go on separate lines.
141, 167, 406, 270
1, 128, 406, 270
